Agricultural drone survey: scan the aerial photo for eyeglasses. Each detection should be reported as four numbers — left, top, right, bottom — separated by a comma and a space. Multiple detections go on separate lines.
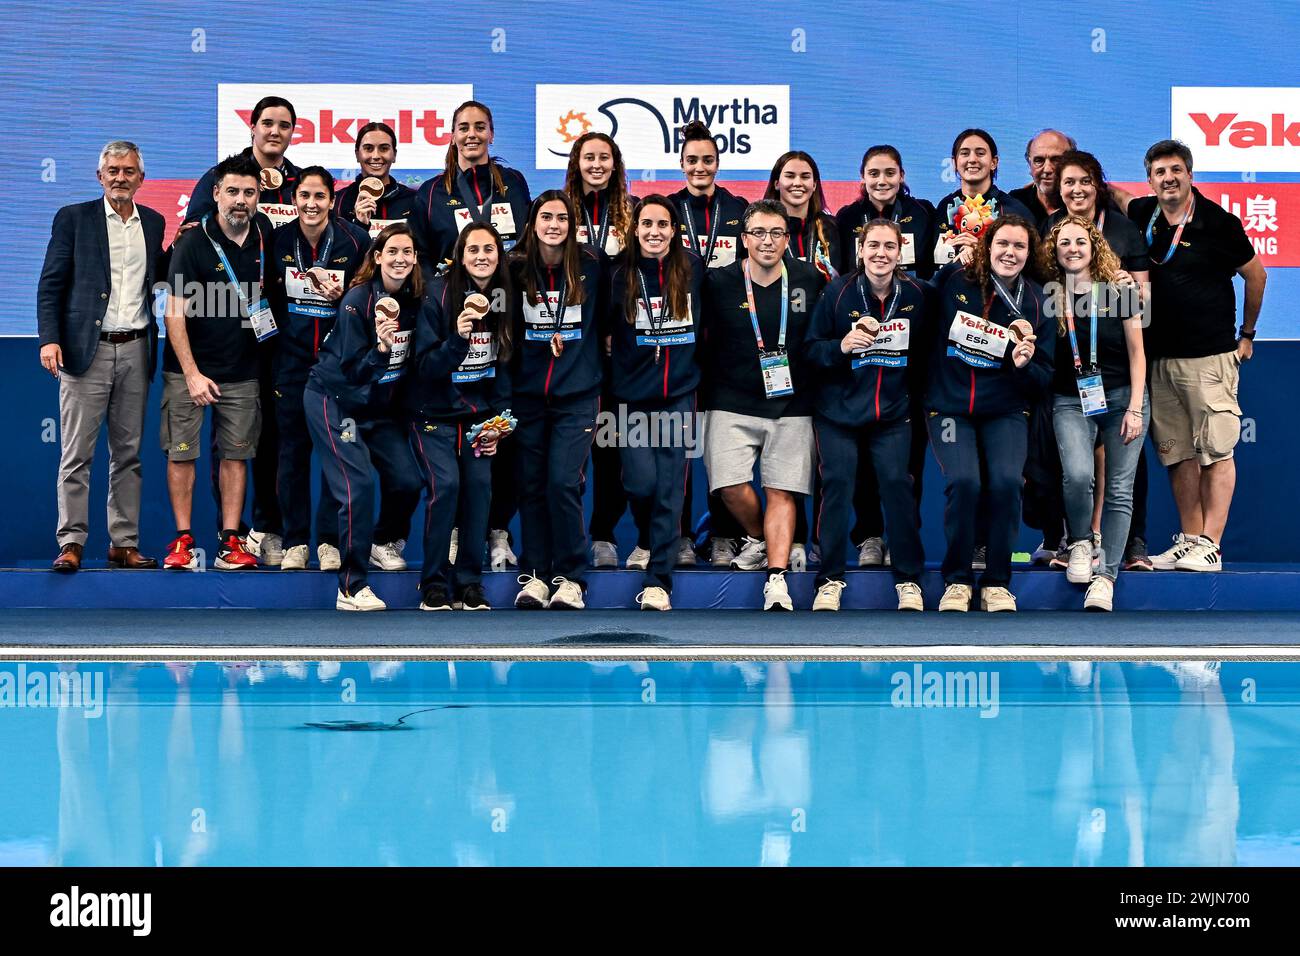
745, 229, 788, 241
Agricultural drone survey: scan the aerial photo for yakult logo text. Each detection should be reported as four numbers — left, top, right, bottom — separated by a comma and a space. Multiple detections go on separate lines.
1172, 87, 1300, 172
536, 85, 789, 170
959, 314, 1006, 339
218, 84, 473, 167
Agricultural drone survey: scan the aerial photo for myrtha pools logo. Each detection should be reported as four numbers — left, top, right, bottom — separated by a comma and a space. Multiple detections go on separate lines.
535, 85, 789, 170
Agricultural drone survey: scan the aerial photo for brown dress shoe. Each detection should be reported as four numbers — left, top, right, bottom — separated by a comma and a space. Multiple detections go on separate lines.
52, 543, 83, 572
108, 546, 158, 569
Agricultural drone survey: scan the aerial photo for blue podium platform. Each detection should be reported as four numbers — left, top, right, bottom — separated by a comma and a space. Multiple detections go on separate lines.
3, 564, 1299, 612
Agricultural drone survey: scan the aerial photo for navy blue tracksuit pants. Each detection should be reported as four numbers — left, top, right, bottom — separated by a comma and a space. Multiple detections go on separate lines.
926, 411, 1028, 588
304, 384, 423, 596
814, 416, 924, 584
514, 391, 599, 586
275, 380, 339, 550
409, 419, 493, 594
621, 394, 694, 592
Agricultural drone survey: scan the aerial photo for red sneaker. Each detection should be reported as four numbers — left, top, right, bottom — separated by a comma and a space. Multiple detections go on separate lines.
215, 534, 257, 570
163, 533, 198, 570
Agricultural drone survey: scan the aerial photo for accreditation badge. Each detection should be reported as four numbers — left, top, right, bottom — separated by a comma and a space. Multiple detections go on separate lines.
760, 350, 794, 398
1077, 372, 1108, 416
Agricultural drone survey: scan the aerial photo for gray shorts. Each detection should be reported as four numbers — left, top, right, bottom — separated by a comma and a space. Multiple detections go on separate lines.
161, 373, 260, 461
703, 409, 814, 495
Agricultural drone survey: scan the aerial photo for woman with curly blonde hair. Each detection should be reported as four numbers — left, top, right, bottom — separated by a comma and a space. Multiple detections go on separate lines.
1041, 215, 1148, 610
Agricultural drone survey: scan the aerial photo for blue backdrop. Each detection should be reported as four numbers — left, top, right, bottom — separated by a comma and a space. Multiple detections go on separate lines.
3, 0, 1296, 561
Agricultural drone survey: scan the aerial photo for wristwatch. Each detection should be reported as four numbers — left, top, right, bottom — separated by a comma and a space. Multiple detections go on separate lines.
1239, 327, 1257, 340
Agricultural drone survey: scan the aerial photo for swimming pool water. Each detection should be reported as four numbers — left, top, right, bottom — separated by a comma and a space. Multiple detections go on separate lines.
1, 660, 1297, 866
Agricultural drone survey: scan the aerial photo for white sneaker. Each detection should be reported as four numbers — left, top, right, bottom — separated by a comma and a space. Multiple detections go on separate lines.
489, 530, 518, 571
731, 535, 768, 571
1152, 533, 1196, 571
247, 529, 284, 566
980, 586, 1017, 612
591, 540, 619, 569
789, 543, 807, 573
626, 546, 651, 571
280, 544, 309, 570
317, 543, 341, 571
896, 582, 925, 612
710, 537, 737, 567
369, 539, 407, 571
1084, 576, 1114, 611
337, 586, 386, 611
1066, 539, 1094, 584
939, 583, 973, 612
1174, 536, 1223, 572
549, 576, 585, 610
449, 527, 459, 565
675, 537, 697, 567
514, 574, 550, 609
763, 570, 794, 611
637, 586, 671, 611
811, 579, 845, 611
971, 546, 987, 571
857, 536, 885, 567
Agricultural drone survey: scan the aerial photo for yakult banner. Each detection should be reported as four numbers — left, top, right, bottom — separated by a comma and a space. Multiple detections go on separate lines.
1115, 182, 1300, 267
217, 84, 474, 168
1171, 87, 1300, 172
535, 85, 789, 170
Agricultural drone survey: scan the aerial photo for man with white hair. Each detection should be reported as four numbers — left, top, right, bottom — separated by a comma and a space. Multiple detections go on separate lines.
1010, 129, 1077, 231
38, 141, 167, 572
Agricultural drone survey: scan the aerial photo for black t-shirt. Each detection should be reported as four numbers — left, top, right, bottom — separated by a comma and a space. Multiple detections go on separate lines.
701, 259, 824, 418
1009, 184, 1051, 232
1051, 286, 1135, 396
1126, 188, 1255, 360
1045, 204, 1150, 274
165, 214, 268, 382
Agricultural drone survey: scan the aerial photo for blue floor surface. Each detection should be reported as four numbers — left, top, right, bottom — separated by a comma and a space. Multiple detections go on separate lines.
5, 564, 1300, 612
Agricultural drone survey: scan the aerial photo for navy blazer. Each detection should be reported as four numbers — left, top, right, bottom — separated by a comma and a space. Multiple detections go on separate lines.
37, 197, 167, 376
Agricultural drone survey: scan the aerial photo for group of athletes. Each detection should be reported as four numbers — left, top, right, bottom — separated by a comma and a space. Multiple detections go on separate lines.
41, 94, 1265, 613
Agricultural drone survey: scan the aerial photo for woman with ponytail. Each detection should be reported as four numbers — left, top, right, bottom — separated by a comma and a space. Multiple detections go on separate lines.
411, 100, 532, 272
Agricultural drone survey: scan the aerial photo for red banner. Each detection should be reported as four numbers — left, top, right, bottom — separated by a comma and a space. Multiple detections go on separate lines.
140, 178, 1300, 267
